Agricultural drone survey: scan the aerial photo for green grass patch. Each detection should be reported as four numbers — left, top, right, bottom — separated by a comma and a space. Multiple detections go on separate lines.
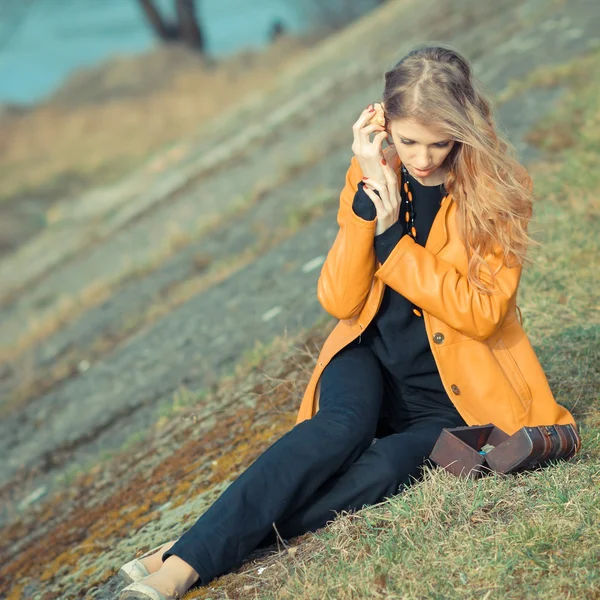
245, 49, 600, 600
44, 49, 600, 600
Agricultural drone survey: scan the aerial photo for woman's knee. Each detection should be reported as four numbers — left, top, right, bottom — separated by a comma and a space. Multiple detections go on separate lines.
310, 400, 378, 452
316, 343, 383, 444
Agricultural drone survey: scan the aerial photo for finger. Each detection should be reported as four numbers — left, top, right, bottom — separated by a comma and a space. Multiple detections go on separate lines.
360, 123, 386, 137
380, 160, 401, 208
352, 105, 384, 148
352, 105, 377, 132
371, 130, 389, 151
363, 185, 385, 214
363, 176, 393, 197
380, 157, 394, 176
384, 144, 400, 167
363, 178, 393, 214
381, 159, 398, 185
362, 177, 385, 191
382, 146, 400, 176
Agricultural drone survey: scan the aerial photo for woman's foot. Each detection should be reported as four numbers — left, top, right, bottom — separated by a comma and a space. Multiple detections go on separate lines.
133, 556, 200, 599
139, 540, 177, 575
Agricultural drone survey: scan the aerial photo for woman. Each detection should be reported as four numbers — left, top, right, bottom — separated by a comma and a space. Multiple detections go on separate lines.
117, 44, 577, 599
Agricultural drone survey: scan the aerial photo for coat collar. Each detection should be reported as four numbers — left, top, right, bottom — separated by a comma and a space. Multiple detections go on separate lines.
394, 157, 453, 256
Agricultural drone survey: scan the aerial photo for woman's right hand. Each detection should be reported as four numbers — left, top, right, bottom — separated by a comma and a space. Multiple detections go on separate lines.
351, 105, 388, 185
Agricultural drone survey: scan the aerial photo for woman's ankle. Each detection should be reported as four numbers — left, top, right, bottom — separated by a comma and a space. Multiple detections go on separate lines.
140, 540, 177, 573
161, 554, 201, 589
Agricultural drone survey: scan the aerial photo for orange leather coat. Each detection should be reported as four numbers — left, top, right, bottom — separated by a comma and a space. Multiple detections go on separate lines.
295, 155, 577, 436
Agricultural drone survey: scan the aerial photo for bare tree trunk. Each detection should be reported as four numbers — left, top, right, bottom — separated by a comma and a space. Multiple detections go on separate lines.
137, 0, 205, 52
175, 0, 205, 51
138, 0, 178, 41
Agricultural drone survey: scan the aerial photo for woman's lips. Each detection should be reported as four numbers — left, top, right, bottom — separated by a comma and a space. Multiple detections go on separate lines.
411, 166, 434, 176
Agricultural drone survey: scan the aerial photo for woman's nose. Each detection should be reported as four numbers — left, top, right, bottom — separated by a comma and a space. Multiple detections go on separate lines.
414, 149, 432, 169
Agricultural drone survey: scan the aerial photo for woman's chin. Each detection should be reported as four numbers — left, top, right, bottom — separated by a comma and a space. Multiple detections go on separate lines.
407, 164, 448, 186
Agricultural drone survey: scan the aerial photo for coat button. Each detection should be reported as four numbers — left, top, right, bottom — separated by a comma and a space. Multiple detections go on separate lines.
433, 332, 445, 344
451, 384, 460, 395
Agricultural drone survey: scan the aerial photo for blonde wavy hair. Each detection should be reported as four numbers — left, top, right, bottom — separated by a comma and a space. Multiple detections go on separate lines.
382, 43, 538, 295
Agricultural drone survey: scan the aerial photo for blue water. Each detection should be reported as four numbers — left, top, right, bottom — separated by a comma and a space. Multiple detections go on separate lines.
0, 0, 359, 105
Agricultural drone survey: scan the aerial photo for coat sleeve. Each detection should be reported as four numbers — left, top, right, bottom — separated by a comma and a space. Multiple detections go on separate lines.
317, 156, 378, 320
373, 235, 523, 340
373, 168, 533, 341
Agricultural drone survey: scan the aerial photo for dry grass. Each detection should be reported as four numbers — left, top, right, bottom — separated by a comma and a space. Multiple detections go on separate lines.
84, 47, 600, 600
262, 450, 599, 599
234, 49, 600, 600
156, 48, 600, 600
2, 35, 599, 600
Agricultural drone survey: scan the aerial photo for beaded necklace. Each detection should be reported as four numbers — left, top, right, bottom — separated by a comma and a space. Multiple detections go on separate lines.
399, 163, 449, 318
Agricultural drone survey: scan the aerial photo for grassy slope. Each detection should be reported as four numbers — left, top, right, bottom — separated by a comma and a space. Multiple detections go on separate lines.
2, 33, 598, 600
243, 51, 600, 600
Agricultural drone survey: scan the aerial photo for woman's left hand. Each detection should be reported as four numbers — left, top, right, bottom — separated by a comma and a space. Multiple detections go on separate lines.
362, 157, 401, 236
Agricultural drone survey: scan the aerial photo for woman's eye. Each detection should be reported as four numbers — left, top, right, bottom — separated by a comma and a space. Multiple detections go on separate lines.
400, 140, 450, 147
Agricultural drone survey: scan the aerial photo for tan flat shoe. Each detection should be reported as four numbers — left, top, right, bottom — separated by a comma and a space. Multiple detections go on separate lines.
118, 581, 178, 600
118, 543, 168, 584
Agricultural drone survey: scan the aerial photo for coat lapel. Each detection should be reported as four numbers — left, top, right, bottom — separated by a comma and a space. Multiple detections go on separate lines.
426, 193, 453, 255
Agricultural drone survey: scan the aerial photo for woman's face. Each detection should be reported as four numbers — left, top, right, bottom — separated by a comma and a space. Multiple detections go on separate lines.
386, 117, 456, 182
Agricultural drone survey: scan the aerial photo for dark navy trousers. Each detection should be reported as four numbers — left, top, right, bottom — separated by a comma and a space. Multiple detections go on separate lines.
162, 340, 467, 586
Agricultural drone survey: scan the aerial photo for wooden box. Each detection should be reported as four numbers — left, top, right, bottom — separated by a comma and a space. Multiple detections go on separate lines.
429, 423, 581, 479
429, 424, 510, 479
